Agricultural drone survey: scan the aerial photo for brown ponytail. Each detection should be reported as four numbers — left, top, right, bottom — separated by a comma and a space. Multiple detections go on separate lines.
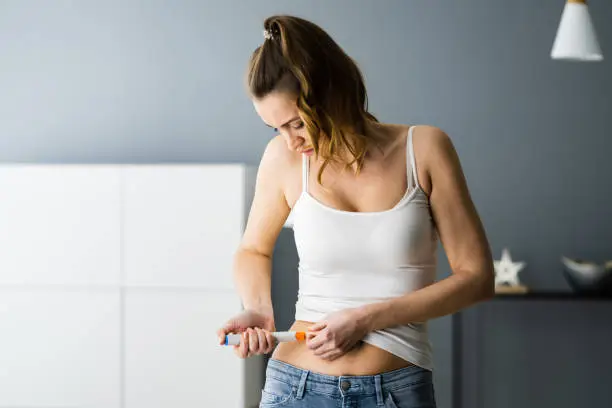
246, 15, 378, 185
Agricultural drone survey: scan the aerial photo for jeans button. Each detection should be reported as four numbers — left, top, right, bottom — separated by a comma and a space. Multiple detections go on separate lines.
340, 380, 351, 391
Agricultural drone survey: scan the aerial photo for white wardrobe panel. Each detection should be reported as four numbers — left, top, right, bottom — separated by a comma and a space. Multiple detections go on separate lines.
0, 165, 122, 285
124, 290, 256, 408
123, 165, 244, 289
0, 288, 121, 408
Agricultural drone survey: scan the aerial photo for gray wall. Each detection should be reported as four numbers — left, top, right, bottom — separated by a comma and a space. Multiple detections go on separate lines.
1, 1, 611, 407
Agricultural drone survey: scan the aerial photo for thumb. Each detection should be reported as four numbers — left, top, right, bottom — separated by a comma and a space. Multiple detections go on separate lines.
217, 327, 231, 344
217, 320, 245, 343
222, 318, 247, 333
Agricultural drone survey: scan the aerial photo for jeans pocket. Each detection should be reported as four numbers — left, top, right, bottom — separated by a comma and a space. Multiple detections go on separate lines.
385, 392, 399, 408
259, 377, 296, 408
384, 380, 436, 408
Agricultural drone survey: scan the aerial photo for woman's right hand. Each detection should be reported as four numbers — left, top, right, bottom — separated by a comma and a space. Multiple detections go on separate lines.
217, 310, 276, 358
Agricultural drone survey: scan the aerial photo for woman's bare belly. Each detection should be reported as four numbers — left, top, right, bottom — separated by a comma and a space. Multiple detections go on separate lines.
270, 320, 413, 376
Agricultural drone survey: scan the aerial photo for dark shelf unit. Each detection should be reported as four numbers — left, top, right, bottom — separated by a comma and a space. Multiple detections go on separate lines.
451, 291, 612, 408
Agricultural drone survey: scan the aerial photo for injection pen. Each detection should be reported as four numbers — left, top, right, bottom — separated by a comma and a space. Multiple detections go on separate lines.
223, 331, 306, 346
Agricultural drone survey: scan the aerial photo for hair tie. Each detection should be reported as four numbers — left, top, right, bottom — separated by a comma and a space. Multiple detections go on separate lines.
263, 28, 278, 41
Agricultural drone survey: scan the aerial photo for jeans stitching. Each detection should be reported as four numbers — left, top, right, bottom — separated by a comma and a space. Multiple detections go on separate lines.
259, 386, 296, 407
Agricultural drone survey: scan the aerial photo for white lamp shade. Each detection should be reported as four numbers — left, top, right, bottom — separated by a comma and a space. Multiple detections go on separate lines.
551, 1, 603, 61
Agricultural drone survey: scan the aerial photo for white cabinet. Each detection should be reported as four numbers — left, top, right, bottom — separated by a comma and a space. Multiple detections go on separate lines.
0, 164, 261, 408
0, 166, 122, 286
0, 289, 122, 408
123, 165, 244, 290
124, 290, 246, 408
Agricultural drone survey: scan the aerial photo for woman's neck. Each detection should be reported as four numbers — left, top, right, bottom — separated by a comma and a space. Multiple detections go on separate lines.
316, 121, 396, 172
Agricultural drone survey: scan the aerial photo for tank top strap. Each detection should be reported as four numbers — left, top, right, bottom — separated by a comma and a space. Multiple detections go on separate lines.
406, 126, 420, 190
302, 153, 309, 193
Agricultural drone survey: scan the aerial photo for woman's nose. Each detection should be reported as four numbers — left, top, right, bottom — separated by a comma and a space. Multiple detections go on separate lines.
286, 135, 304, 151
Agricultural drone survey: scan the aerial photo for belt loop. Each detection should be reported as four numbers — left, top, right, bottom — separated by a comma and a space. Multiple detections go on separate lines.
375, 374, 384, 406
295, 370, 309, 400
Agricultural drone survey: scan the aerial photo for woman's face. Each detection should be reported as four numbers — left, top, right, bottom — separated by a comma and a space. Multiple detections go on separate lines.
253, 90, 314, 156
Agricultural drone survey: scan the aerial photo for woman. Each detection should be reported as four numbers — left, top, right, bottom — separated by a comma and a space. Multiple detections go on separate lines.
217, 15, 494, 408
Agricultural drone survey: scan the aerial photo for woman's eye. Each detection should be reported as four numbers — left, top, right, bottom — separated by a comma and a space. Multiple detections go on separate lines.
293, 122, 304, 129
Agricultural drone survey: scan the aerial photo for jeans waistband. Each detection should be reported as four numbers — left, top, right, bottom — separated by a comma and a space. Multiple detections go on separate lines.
265, 358, 432, 399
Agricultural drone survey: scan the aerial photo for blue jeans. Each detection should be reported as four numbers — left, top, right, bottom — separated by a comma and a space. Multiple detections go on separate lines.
260, 359, 437, 408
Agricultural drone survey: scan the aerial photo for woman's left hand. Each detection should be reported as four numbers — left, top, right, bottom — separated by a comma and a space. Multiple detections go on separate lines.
306, 307, 371, 361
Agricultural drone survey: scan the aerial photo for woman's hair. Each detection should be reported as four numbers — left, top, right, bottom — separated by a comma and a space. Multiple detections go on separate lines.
246, 15, 378, 184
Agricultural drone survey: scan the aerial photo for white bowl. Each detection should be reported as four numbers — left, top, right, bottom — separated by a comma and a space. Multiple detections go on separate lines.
561, 256, 612, 296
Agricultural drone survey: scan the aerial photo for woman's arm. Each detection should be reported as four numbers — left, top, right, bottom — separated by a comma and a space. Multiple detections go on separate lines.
218, 136, 293, 358
234, 135, 292, 317
359, 126, 495, 331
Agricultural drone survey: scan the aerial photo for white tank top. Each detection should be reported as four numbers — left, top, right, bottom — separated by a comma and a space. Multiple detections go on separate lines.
290, 126, 438, 370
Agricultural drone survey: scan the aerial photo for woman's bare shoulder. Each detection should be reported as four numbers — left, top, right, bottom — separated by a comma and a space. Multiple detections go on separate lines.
260, 135, 301, 171
258, 135, 302, 200
410, 125, 457, 194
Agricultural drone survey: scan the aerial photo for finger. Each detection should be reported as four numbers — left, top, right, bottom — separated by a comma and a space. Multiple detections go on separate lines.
233, 333, 244, 358
306, 331, 318, 344
308, 321, 327, 332
311, 335, 347, 357
264, 330, 276, 353
217, 329, 226, 345
238, 331, 249, 358
222, 317, 250, 335
313, 346, 331, 357
217, 327, 237, 345
306, 335, 323, 350
248, 328, 259, 355
255, 328, 267, 354
313, 342, 335, 358
221, 319, 238, 333
317, 341, 348, 360
320, 349, 343, 361
312, 340, 336, 356
311, 340, 335, 356
218, 319, 246, 344
307, 330, 330, 350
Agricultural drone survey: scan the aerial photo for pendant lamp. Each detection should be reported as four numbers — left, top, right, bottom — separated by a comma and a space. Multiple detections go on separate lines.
551, 0, 603, 61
